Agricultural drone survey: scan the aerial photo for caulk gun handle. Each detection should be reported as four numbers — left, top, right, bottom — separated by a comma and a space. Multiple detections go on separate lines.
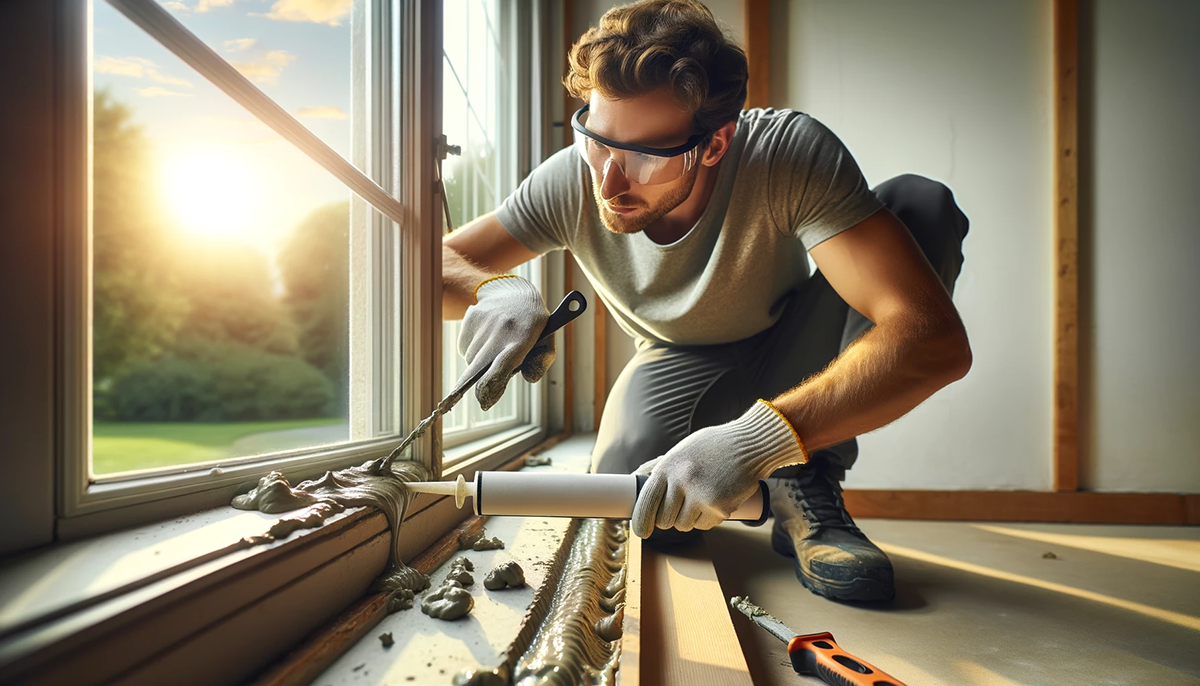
633, 475, 771, 526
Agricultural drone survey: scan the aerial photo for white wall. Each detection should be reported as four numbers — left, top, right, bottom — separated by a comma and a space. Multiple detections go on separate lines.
563, 0, 1199, 493
772, 0, 1056, 490
1084, 0, 1200, 491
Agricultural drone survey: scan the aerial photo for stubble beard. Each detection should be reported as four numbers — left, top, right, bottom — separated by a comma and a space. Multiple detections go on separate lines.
592, 168, 698, 235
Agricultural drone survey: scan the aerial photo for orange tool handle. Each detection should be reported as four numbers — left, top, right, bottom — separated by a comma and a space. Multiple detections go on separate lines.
787, 632, 907, 686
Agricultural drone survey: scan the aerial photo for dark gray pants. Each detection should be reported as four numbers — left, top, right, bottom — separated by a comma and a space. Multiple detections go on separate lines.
591, 174, 969, 480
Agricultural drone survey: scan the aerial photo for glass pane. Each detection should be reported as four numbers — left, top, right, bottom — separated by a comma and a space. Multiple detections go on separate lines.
155, 0, 359, 163
90, 2, 363, 476
443, 0, 521, 437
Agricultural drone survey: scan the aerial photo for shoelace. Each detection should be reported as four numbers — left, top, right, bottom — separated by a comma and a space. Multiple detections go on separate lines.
784, 467, 859, 532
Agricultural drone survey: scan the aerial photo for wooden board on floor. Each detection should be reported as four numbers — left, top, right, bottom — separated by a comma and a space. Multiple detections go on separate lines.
633, 536, 754, 686
618, 532, 643, 685
843, 489, 1200, 525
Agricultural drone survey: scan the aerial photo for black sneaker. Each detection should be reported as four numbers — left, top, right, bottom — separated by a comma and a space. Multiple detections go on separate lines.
770, 461, 895, 602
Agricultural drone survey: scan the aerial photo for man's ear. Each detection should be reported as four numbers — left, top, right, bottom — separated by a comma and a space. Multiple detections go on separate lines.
700, 120, 737, 167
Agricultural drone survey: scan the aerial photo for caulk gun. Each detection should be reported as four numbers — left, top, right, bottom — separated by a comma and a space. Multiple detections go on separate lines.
405, 471, 771, 524
401, 287, 771, 523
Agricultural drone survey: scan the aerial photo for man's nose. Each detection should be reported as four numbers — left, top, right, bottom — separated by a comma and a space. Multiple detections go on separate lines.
599, 158, 630, 201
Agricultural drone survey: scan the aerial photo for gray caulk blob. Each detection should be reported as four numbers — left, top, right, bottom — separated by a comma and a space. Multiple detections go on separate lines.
422, 579, 475, 620
231, 458, 432, 603
483, 561, 525, 590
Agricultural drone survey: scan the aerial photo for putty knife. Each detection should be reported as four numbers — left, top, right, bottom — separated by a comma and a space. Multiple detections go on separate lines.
730, 595, 907, 685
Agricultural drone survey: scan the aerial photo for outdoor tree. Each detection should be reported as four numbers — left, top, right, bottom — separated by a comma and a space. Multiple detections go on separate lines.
92, 89, 188, 387
278, 201, 350, 400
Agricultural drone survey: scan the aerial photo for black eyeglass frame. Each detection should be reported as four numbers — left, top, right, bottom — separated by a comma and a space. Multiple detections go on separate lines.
571, 104, 707, 158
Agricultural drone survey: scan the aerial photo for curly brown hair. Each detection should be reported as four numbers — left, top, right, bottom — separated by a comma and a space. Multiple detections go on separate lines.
564, 0, 748, 135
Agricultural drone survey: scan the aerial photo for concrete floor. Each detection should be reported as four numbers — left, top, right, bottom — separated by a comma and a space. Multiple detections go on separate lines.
707, 519, 1200, 685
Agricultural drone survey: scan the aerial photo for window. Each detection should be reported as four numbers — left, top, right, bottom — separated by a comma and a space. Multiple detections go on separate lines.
1, 0, 552, 549
440, 0, 543, 453
56, 0, 446, 533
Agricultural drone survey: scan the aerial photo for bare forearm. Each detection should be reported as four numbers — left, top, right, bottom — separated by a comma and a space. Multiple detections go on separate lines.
442, 246, 500, 320
770, 315, 971, 466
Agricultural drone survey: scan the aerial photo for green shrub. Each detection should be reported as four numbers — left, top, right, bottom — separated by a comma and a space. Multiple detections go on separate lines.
111, 342, 336, 422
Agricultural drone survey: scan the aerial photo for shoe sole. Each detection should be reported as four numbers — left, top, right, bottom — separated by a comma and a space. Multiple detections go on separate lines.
771, 524, 896, 602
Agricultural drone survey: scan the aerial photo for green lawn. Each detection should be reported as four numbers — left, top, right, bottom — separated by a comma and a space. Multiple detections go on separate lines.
93, 417, 345, 475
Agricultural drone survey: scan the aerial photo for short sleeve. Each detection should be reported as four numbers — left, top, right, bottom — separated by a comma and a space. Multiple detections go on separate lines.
767, 113, 884, 251
494, 146, 585, 255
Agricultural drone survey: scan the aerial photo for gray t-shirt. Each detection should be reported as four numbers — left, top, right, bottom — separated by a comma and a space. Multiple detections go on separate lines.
495, 108, 883, 346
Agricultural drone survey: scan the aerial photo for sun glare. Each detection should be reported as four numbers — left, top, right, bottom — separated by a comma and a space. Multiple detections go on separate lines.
161, 147, 257, 240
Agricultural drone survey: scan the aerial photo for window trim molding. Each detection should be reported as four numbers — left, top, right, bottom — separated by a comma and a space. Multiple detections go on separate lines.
0, 0, 59, 556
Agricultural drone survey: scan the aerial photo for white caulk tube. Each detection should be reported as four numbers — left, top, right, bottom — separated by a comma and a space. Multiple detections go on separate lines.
407, 472, 770, 525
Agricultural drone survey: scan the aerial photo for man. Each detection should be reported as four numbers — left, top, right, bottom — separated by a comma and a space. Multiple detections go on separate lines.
442, 0, 970, 602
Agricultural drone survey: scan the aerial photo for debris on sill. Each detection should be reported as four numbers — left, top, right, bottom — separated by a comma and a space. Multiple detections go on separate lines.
483, 561, 526, 590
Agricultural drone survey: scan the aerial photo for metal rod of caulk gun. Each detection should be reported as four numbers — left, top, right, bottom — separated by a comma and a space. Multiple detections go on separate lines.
404, 472, 771, 524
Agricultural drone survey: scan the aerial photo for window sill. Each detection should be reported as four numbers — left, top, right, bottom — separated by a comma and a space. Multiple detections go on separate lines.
0, 428, 566, 686
442, 423, 546, 474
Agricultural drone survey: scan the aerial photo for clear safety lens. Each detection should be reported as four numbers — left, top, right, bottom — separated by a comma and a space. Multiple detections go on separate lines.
573, 116, 699, 186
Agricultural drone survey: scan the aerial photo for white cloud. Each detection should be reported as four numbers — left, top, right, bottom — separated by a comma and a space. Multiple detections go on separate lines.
148, 70, 192, 87
232, 50, 297, 84
95, 56, 192, 88
95, 56, 154, 77
136, 86, 192, 98
295, 106, 348, 120
160, 1, 190, 13
223, 38, 257, 52
257, 0, 353, 26
195, 0, 234, 13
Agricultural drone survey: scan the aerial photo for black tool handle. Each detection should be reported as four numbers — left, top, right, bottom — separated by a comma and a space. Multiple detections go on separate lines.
514, 290, 587, 373
537, 290, 587, 346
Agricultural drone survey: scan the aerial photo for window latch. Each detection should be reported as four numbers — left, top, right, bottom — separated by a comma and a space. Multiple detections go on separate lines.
435, 134, 461, 161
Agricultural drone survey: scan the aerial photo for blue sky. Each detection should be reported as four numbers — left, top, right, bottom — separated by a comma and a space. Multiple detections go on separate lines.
93, 0, 356, 253
93, 0, 509, 254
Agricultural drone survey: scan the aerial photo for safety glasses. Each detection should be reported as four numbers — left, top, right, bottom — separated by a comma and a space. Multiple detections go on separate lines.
571, 104, 707, 186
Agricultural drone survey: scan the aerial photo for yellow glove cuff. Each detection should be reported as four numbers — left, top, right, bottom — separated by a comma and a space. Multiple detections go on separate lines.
473, 273, 519, 300
756, 399, 810, 464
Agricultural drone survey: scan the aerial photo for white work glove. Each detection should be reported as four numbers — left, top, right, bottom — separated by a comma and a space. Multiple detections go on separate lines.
631, 400, 808, 539
455, 275, 554, 411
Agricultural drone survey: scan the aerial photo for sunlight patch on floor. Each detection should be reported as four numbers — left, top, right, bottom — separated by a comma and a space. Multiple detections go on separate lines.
972, 524, 1200, 574
876, 542, 1200, 633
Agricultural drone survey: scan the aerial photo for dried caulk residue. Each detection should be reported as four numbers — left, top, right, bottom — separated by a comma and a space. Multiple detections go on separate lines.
729, 595, 769, 619
421, 580, 475, 620
455, 519, 627, 686
460, 530, 485, 550
444, 556, 475, 587
524, 454, 552, 467
231, 458, 432, 604
483, 561, 525, 590
472, 535, 505, 551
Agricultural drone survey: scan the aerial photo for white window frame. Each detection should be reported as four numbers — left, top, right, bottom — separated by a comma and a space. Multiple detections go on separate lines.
40, 0, 549, 541
1, 0, 555, 556
0, 0, 567, 675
